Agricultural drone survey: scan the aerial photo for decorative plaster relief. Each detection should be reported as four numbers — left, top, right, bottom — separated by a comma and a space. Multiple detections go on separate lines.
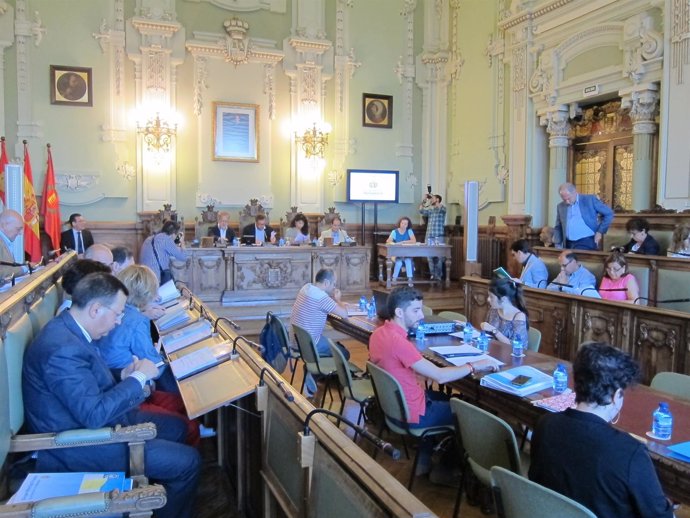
671, 0, 690, 84
192, 55, 208, 116
56, 173, 100, 192
182, 0, 286, 13
116, 161, 135, 181
0, 2, 9, 15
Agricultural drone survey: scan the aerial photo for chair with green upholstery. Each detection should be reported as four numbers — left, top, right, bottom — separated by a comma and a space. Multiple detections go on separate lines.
450, 398, 525, 518
328, 341, 374, 426
650, 372, 690, 401
438, 311, 467, 323
293, 324, 339, 407
367, 361, 454, 491
422, 305, 433, 317
527, 327, 541, 352
490, 466, 596, 518
28, 285, 60, 336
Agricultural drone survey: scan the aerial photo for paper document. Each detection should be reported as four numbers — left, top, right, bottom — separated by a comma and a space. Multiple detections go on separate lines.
345, 303, 367, 316
169, 341, 234, 380
161, 320, 214, 354
531, 390, 576, 412
480, 365, 553, 397
8, 472, 132, 504
429, 345, 504, 367
449, 329, 481, 340
158, 280, 181, 305
157, 310, 199, 332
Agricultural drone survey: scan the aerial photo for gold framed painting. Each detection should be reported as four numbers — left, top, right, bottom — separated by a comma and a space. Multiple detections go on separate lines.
213, 102, 260, 162
362, 93, 392, 128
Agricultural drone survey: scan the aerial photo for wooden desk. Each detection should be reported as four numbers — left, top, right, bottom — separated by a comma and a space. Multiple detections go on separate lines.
327, 313, 690, 504
377, 243, 452, 289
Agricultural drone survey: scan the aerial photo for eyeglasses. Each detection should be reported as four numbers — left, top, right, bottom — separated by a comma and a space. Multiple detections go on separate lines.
101, 304, 125, 321
559, 260, 573, 269
607, 265, 624, 274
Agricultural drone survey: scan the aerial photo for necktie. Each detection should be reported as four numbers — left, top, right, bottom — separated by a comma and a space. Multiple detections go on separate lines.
76, 231, 84, 254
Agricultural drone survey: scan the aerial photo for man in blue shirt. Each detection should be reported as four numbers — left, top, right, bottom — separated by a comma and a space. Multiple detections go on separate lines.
418, 194, 446, 280
553, 183, 614, 250
547, 251, 600, 297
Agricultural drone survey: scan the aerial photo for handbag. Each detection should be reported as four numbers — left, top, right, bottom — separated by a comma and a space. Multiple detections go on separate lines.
152, 234, 175, 286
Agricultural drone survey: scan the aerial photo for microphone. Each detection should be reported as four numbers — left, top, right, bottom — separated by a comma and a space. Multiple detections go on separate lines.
426, 184, 432, 194
536, 279, 548, 288
47, 249, 61, 258
231, 335, 265, 356
598, 287, 628, 292
671, 251, 690, 257
215, 316, 241, 332
549, 281, 573, 288
634, 296, 690, 305
303, 408, 401, 460
259, 367, 294, 402
0, 260, 24, 267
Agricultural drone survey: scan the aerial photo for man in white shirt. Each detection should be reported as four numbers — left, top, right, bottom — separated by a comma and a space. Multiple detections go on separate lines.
0, 209, 29, 278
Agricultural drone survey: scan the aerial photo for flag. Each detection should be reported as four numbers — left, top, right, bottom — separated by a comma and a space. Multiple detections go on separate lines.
23, 141, 41, 262
0, 136, 8, 204
41, 144, 61, 252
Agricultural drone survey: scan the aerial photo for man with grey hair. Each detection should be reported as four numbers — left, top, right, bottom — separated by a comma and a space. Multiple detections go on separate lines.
208, 211, 236, 244
0, 209, 28, 278
84, 243, 114, 267
553, 183, 614, 250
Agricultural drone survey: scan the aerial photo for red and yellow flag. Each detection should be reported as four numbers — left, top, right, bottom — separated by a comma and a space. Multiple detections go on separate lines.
23, 141, 41, 262
41, 144, 61, 252
0, 136, 8, 204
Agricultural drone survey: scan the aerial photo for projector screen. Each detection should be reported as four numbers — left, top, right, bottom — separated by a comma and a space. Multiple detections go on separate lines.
346, 169, 399, 203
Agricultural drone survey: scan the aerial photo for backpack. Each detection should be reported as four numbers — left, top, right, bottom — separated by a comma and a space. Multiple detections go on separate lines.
259, 311, 289, 372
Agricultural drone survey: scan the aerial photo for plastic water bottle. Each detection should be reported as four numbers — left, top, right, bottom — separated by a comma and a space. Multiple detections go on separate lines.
553, 364, 568, 394
463, 322, 474, 344
232, 237, 239, 247
359, 295, 367, 311
511, 337, 524, 357
478, 331, 489, 352
367, 297, 377, 319
652, 402, 673, 440
416, 321, 426, 341
370, 295, 377, 316
278, 238, 285, 247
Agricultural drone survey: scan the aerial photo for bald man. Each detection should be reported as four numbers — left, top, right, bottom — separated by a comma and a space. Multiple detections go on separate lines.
84, 244, 114, 267
0, 209, 28, 278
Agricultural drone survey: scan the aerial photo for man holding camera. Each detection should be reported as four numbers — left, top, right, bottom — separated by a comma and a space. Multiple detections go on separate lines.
418, 190, 446, 280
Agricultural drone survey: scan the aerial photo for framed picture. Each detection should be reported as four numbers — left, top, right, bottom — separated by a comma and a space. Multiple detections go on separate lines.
213, 102, 260, 162
50, 65, 93, 107
362, 93, 392, 128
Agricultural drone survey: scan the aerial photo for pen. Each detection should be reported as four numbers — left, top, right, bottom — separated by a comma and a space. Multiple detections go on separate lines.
442, 352, 482, 358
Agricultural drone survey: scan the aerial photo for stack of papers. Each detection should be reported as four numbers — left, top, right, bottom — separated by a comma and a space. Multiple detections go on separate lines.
8, 472, 132, 504
480, 365, 553, 397
429, 344, 504, 367
169, 341, 234, 380
160, 320, 214, 354
157, 310, 199, 333
158, 280, 181, 305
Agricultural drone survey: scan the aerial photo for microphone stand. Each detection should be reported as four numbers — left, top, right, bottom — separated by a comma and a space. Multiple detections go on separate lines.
258, 367, 294, 402
215, 316, 241, 332
303, 408, 401, 460
231, 335, 264, 356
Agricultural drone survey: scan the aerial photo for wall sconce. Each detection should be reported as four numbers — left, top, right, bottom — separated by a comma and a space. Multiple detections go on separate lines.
137, 113, 177, 153
295, 123, 330, 159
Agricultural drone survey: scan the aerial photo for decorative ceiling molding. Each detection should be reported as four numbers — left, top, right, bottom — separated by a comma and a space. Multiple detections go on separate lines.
182, 0, 287, 14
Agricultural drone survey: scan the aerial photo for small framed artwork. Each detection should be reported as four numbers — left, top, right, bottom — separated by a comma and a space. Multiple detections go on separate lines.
362, 93, 393, 128
50, 65, 93, 107
213, 102, 260, 162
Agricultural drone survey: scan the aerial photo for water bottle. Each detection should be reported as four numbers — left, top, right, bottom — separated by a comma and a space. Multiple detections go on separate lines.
370, 295, 377, 316
359, 295, 367, 311
478, 331, 489, 352
652, 402, 673, 440
367, 297, 376, 319
232, 237, 239, 247
415, 321, 426, 341
511, 337, 524, 357
463, 322, 474, 344
278, 238, 285, 247
553, 363, 568, 394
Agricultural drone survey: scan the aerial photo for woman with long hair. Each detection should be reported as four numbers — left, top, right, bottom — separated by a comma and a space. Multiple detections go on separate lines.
480, 277, 529, 345
598, 252, 640, 304
668, 224, 690, 258
285, 213, 310, 244
386, 216, 416, 282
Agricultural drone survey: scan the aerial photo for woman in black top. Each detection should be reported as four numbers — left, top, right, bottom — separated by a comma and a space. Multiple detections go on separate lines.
623, 218, 660, 255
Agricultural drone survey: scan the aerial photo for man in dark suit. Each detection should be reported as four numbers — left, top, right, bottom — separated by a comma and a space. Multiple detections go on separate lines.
553, 183, 614, 250
23, 272, 201, 518
241, 214, 276, 245
60, 213, 94, 255
207, 210, 236, 243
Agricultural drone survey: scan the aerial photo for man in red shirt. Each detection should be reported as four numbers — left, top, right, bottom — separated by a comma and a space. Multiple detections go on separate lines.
369, 286, 499, 427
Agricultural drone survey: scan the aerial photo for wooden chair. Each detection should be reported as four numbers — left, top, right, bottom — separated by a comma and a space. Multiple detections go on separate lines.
491, 466, 596, 518
650, 372, 690, 401
367, 361, 454, 490
328, 341, 374, 426
317, 207, 345, 236
450, 398, 526, 518
239, 199, 270, 235
438, 311, 467, 323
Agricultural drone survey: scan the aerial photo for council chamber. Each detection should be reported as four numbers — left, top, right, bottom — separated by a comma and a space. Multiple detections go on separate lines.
1, 1, 690, 517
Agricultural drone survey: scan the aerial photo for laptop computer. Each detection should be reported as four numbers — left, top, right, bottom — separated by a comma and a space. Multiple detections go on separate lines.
372, 289, 456, 335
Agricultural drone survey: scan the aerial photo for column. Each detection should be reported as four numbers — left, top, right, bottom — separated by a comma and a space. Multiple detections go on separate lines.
621, 84, 658, 210
540, 106, 571, 221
